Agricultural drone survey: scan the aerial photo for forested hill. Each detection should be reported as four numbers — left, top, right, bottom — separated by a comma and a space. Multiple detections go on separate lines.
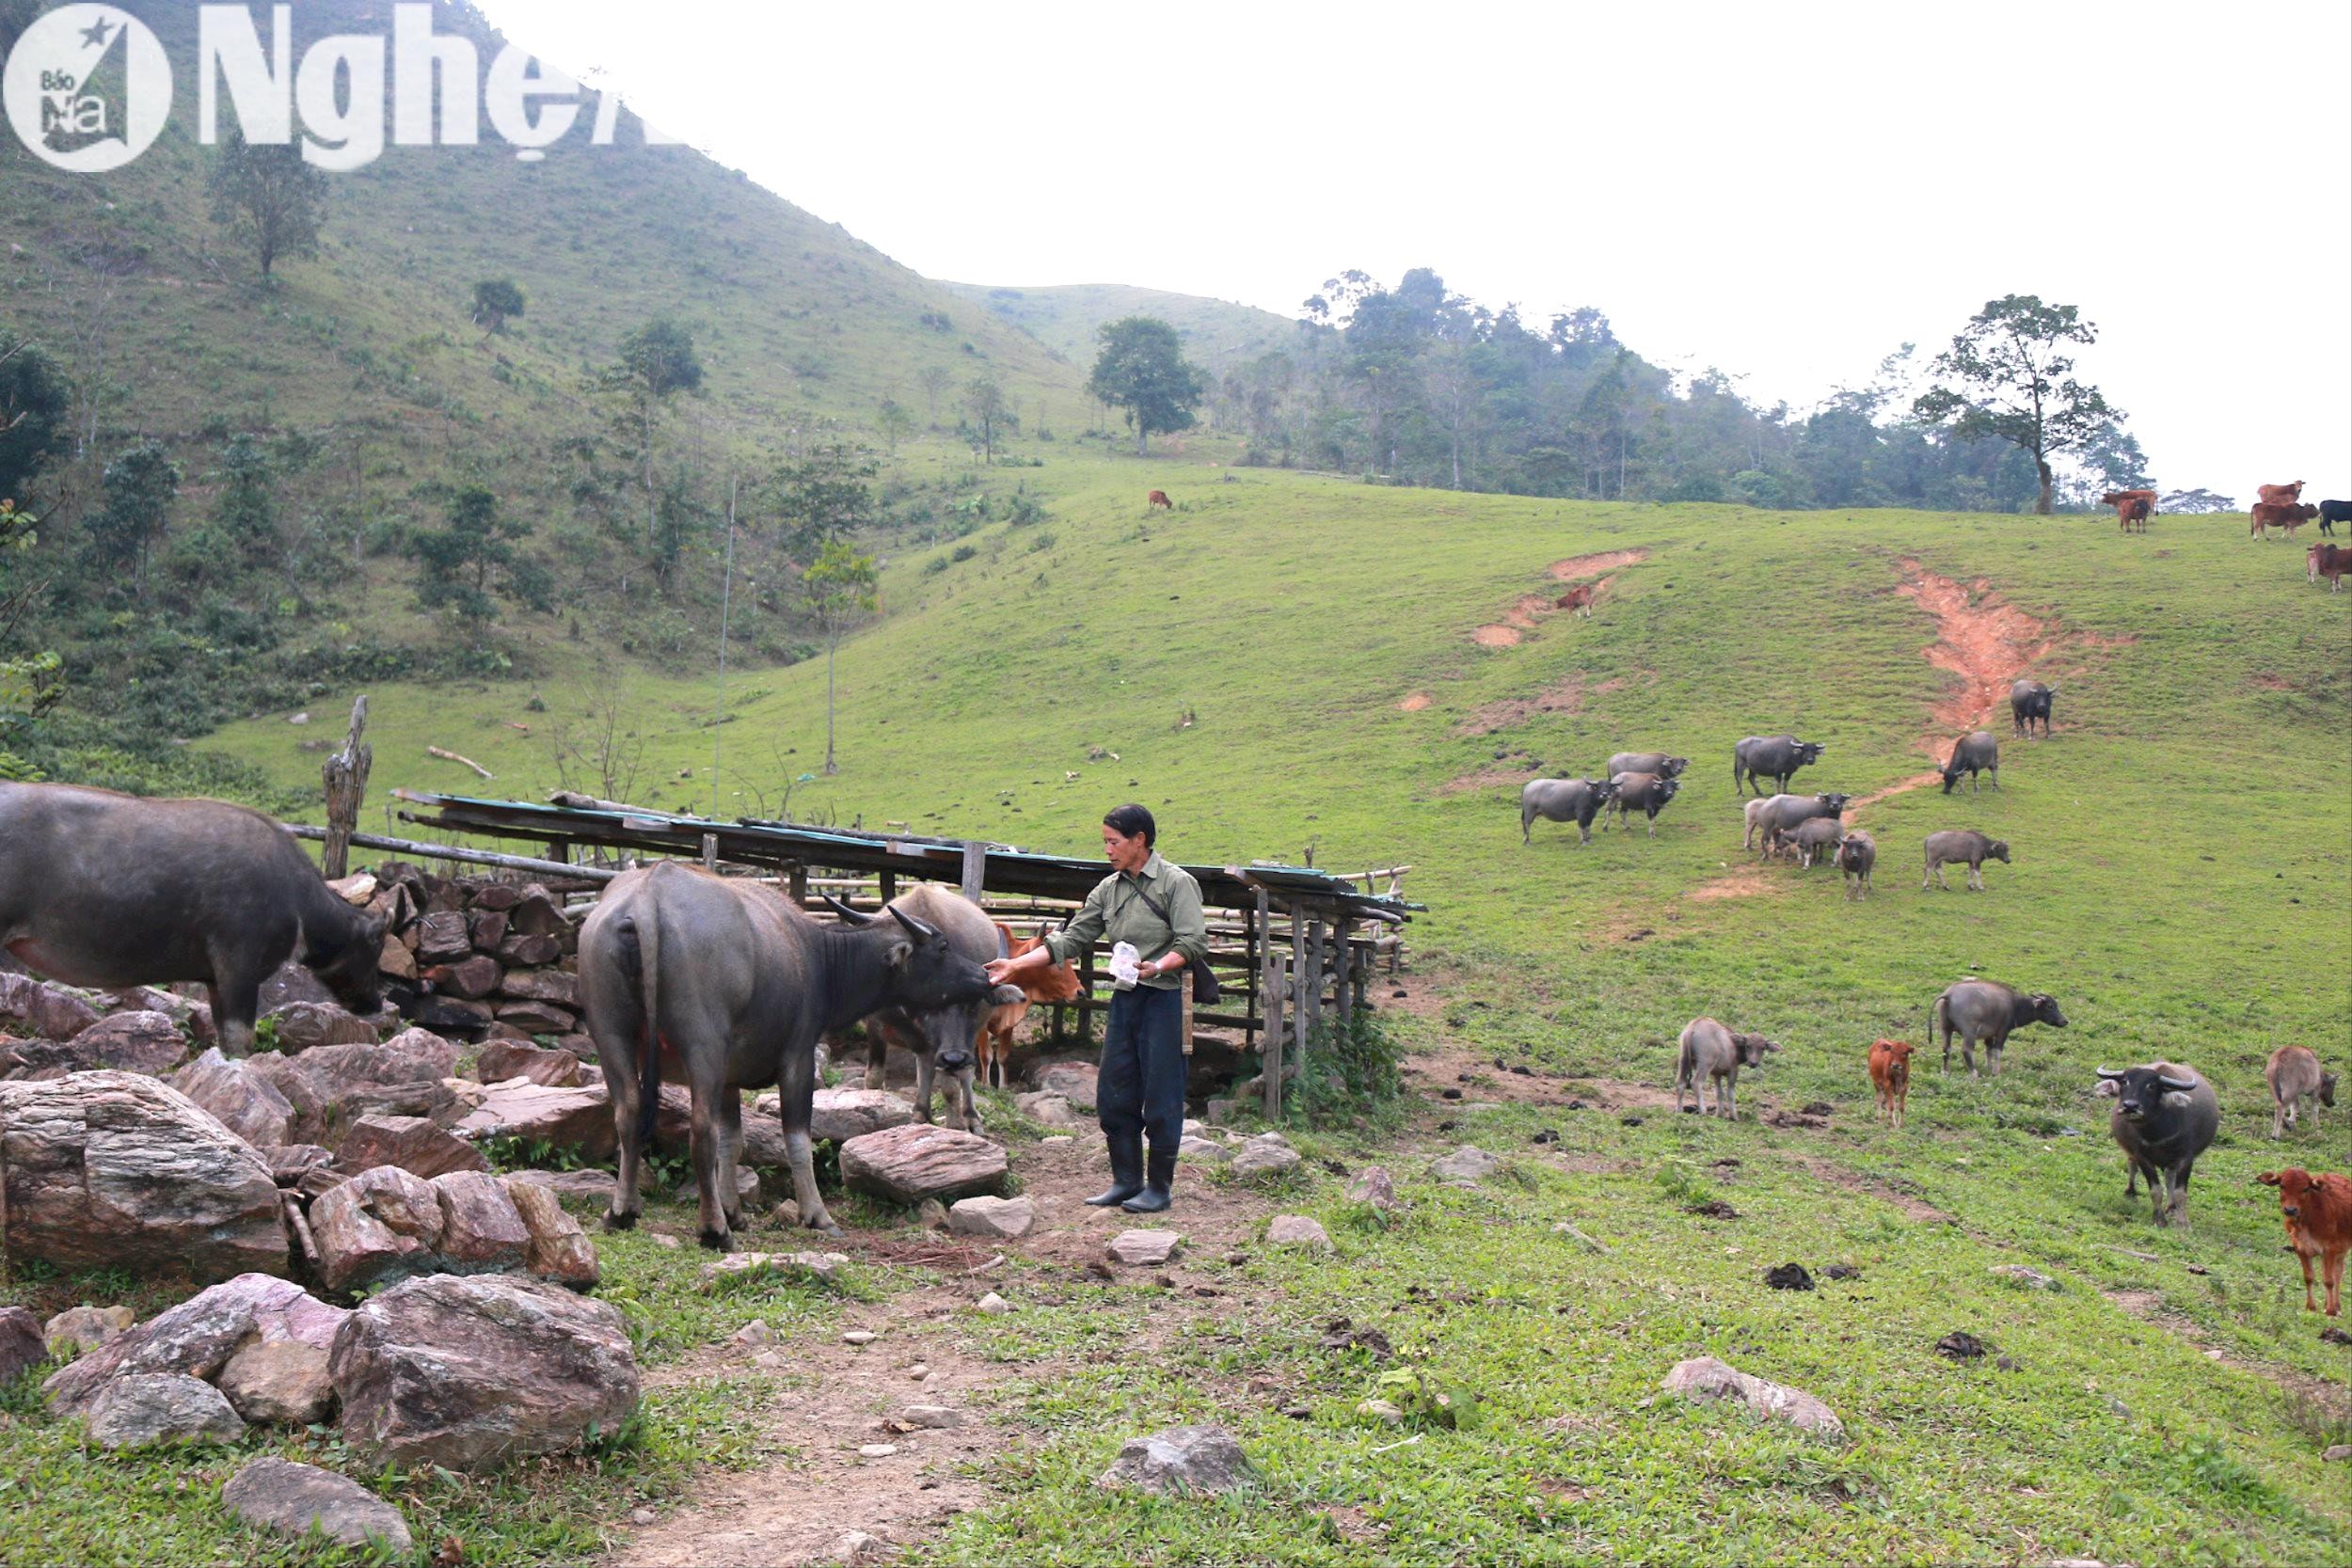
940, 281, 1296, 373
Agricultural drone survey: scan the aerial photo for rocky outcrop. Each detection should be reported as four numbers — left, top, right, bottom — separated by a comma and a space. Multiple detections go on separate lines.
0, 1073, 288, 1282
0, 1010, 188, 1080
265, 1002, 379, 1054
0, 971, 103, 1040
43, 1273, 346, 1417
838, 1123, 1007, 1204
330, 1274, 641, 1471
337, 1114, 489, 1179
173, 1049, 296, 1148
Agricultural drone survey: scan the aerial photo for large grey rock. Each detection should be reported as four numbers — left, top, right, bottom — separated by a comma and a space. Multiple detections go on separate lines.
839, 1123, 1007, 1204
1105, 1229, 1184, 1267
1096, 1425, 1257, 1495
946, 1196, 1035, 1240
0, 1011, 187, 1079
474, 1039, 589, 1088
246, 1043, 458, 1145
1345, 1167, 1404, 1212
1230, 1137, 1303, 1180
339, 1114, 489, 1179
1014, 1091, 1078, 1128
499, 970, 579, 1006
216, 1339, 334, 1425
43, 1273, 346, 1416
455, 1079, 613, 1158
1033, 1061, 1099, 1108
310, 1165, 445, 1294
502, 1167, 622, 1208
222, 1458, 412, 1555
380, 1028, 463, 1075
330, 1274, 641, 1471
173, 1048, 295, 1148
1177, 1135, 1232, 1164
1429, 1146, 1501, 1184
495, 1000, 577, 1036
86, 1372, 246, 1449
753, 1086, 916, 1144
1661, 1355, 1844, 1439
0, 1306, 46, 1383
0, 1072, 288, 1282
43, 1303, 135, 1360
266, 1002, 378, 1054
501, 1177, 600, 1288
0, 971, 103, 1040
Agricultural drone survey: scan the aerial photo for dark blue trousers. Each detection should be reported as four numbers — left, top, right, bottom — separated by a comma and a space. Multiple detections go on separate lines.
1099, 984, 1186, 1153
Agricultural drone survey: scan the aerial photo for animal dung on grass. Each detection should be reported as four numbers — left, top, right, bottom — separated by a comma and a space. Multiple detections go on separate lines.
1763, 1262, 1816, 1291
1935, 1331, 1988, 1360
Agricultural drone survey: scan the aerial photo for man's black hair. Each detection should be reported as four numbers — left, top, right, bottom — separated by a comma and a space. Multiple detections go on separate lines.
1103, 803, 1156, 847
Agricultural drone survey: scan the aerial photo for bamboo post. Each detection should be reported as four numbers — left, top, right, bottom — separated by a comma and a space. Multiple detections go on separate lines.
320, 695, 371, 879
1291, 905, 1311, 1067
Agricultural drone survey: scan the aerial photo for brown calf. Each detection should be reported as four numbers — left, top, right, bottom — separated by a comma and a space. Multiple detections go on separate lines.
2309, 542, 2349, 591
976, 924, 1083, 1088
1146, 489, 1172, 510
1554, 582, 1598, 617
2257, 1168, 2352, 1316
2251, 501, 2318, 538
1868, 1037, 1915, 1128
2103, 489, 2156, 531
2255, 480, 2305, 505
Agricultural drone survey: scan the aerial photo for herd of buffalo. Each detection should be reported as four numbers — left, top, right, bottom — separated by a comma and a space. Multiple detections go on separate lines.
1515, 578, 2344, 1275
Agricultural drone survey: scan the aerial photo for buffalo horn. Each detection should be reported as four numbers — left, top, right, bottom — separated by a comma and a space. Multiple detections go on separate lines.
888, 905, 942, 942
822, 894, 881, 927
2095, 1068, 2124, 1081
2156, 1074, 2199, 1093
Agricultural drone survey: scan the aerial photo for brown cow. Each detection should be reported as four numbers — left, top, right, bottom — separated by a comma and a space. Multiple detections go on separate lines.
2256, 1168, 2352, 1316
2122, 497, 2152, 533
1554, 582, 1598, 617
2103, 488, 2156, 531
1868, 1037, 1915, 1129
2256, 480, 2305, 505
2251, 501, 2319, 538
1146, 490, 1172, 510
976, 922, 1082, 1088
2310, 541, 2350, 591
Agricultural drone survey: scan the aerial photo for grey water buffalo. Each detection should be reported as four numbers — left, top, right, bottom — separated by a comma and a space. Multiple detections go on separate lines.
1939, 731, 2000, 794
839, 883, 1020, 1133
1733, 735, 1826, 797
1922, 830, 2010, 892
1674, 1017, 1778, 1119
577, 862, 1005, 1247
1606, 752, 1688, 781
1836, 830, 1876, 898
1606, 771, 1681, 836
2097, 1062, 2218, 1226
1521, 777, 1618, 846
1788, 816, 1845, 869
1930, 979, 2067, 1076
1749, 793, 1852, 858
2265, 1045, 2337, 1139
0, 782, 386, 1055
2010, 680, 2057, 736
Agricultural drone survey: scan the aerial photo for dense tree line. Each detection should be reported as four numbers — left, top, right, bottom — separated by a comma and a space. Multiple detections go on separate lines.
1203, 268, 2153, 512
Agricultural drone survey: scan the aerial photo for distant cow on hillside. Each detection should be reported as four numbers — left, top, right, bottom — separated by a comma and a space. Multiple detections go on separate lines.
2317, 499, 2349, 535
2102, 489, 2156, 531
1147, 490, 1172, 510
2251, 501, 2319, 539
2257, 1167, 2352, 1316
1554, 582, 1598, 617
2255, 480, 2305, 505
2311, 542, 2351, 591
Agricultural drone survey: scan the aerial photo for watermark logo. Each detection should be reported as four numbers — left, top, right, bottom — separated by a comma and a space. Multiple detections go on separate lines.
2, 4, 173, 172
4, 3, 669, 173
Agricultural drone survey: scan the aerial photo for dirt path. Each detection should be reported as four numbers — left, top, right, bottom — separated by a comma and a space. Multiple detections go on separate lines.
610, 1130, 1285, 1566
1470, 549, 1652, 646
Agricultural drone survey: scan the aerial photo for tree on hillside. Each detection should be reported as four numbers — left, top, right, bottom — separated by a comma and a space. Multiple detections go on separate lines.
917, 366, 952, 427
0, 498, 61, 779
961, 376, 1015, 463
773, 442, 876, 558
800, 538, 878, 776
875, 398, 913, 459
89, 440, 181, 599
598, 318, 705, 587
471, 280, 526, 335
0, 333, 72, 500
1087, 317, 1208, 456
209, 130, 327, 279
412, 485, 549, 636
1913, 295, 2120, 515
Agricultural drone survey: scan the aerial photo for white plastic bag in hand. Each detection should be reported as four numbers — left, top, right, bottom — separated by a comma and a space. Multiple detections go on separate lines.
1109, 942, 1142, 990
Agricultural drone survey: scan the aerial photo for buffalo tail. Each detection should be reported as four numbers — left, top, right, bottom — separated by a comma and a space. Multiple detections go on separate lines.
619, 911, 662, 1149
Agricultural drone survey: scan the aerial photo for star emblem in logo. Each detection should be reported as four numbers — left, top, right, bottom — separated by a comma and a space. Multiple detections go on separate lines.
79, 16, 116, 48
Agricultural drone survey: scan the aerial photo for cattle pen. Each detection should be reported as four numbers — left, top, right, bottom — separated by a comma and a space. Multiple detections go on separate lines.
289, 790, 1419, 1121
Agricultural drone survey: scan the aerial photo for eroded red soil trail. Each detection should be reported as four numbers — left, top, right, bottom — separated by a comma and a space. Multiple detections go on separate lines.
1470, 548, 1653, 646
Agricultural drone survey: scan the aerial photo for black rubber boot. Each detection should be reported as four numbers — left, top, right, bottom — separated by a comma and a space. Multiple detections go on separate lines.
1086, 1132, 1145, 1208
1120, 1145, 1178, 1213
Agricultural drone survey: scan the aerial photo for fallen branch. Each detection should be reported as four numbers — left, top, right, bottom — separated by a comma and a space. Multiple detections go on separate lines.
427, 746, 493, 780
1369, 1433, 1422, 1456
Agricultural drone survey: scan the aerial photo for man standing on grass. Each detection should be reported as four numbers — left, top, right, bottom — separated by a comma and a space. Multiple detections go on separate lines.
989, 804, 1208, 1214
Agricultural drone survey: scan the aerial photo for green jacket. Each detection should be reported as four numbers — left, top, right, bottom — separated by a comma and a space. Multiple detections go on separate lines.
1044, 852, 1210, 989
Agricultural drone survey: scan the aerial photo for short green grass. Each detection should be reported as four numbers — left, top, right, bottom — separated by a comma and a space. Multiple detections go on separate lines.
121, 459, 2352, 1560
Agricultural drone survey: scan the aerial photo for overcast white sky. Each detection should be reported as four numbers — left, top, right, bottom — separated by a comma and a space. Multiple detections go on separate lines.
478, 0, 2351, 499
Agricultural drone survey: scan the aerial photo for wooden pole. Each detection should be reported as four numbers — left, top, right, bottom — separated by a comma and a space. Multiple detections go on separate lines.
1258, 885, 1281, 1120
701, 832, 719, 870
1290, 905, 1311, 1069
787, 863, 809, 908
320, 695, 371, 879
959, 841, 986, 903
878, 869, 898, 905
283, 826, 613, 882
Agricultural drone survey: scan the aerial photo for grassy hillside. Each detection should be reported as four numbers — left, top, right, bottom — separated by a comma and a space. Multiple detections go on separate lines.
15, 459, 2352, 1561
941, 280, 1298, 372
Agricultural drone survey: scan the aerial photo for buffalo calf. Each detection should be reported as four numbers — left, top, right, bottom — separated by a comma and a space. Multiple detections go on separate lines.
2265, 1045, 2337, 1138
1675, 1017, 1777, 1120
1868, 1037, 1915, 1128
2257, 1168, 2352, 1315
